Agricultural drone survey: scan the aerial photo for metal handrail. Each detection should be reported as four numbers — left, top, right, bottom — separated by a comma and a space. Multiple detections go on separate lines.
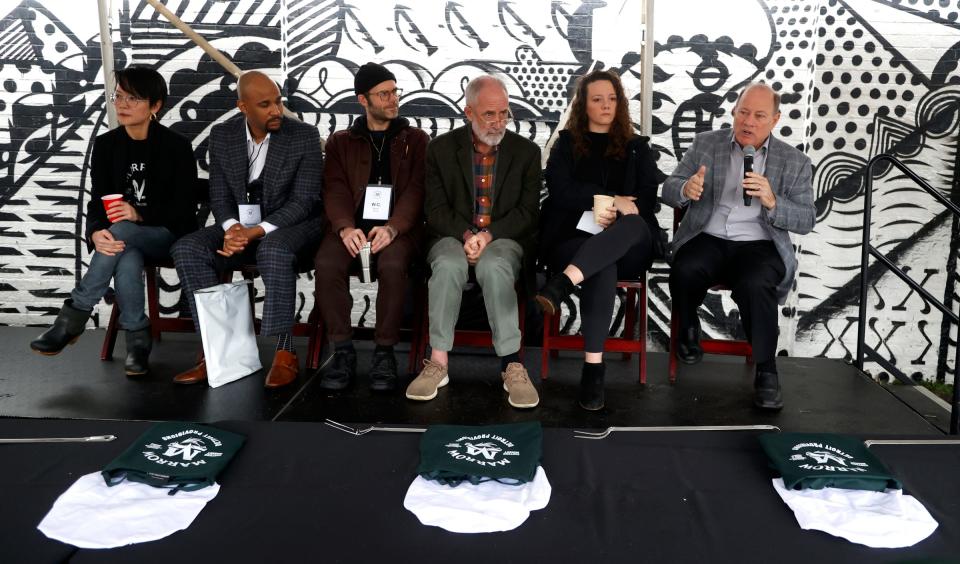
857, 153, 960, 434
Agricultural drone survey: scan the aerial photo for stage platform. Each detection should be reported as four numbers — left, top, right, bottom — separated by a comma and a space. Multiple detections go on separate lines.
3, 326, 959, 563
0, 326, 950, 434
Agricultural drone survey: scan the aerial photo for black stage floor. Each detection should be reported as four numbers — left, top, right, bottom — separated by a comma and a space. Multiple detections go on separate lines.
0, 327, 949, 435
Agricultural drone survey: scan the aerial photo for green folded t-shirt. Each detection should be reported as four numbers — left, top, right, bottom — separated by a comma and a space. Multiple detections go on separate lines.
418, 422, 542, 487
759, 432, 900, 492
102, 422, 246, 494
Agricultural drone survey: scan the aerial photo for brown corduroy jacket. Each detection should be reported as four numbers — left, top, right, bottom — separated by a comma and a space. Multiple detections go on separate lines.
323, 116, 429, 237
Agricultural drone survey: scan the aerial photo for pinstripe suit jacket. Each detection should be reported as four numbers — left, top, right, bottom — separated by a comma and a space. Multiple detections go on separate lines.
208, 114, 324, 229
662, 129, 815, 302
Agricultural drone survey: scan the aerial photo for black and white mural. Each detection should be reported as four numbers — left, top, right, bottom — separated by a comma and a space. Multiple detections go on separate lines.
0, 0, 957, 384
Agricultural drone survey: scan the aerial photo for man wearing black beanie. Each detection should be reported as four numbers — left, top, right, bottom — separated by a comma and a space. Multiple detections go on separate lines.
315, 62, 429, 391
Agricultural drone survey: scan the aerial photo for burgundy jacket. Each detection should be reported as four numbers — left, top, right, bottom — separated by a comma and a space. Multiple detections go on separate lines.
323, 116, 429, 238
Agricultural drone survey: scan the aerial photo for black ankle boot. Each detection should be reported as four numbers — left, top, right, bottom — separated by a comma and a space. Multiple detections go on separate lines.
579, 362, 605, 411
30, 300, 90, 355
124, 326, 152, 376
536, 273, 575, 315
677, 324, 703, 365
754, 370, 783, 411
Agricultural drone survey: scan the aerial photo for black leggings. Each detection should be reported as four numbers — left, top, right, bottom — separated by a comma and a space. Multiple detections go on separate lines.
546, 215, 653, 353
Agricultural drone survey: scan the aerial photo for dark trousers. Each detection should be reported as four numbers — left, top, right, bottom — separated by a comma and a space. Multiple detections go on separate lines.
172, 221, 323, 336
314, 233, 420, 346
669, 233, 785, 365
546, 215, 653, 353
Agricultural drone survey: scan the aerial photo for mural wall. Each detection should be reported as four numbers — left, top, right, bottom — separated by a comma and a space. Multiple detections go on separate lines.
0, 0, 957, 383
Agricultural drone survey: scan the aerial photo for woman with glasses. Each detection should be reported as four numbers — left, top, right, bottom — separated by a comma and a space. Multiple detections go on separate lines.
535, 70, 665, 410
30, 66, 197, 377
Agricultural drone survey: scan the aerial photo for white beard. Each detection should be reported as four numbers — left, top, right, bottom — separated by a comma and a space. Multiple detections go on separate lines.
471, 120, 506, 147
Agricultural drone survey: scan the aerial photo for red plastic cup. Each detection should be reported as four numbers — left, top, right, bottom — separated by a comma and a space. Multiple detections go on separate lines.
101, 194, 123, 222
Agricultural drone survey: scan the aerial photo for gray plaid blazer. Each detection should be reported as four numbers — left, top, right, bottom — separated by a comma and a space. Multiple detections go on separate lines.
208, 114, 323, 228
662, 129, 815, 302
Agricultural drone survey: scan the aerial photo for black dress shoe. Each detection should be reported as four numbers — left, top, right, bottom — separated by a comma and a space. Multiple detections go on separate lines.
754, 371, 784, 411
676, 326, 703, 365
124, 326, 152, 376
319, 348, 357, 390
535, 273, 575, 316
369, 350, 398, 392
578, 362, 605, 411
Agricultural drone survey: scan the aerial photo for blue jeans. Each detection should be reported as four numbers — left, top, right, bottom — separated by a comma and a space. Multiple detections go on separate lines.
71, 221, 176, 330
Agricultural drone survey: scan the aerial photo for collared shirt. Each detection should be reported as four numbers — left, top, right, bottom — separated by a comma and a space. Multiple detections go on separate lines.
472, 138, 499, 230
702, 131, 770, 241
222, 123, 277, 234
246, 125, 270, 183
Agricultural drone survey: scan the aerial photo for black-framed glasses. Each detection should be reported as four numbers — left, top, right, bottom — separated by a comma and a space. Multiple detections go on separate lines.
110, 92, 147, 106
478, 109, 513, 126
367, 88, 402, 102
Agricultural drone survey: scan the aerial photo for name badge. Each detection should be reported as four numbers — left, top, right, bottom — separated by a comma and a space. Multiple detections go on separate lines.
239, 204, 262, 227
362, 184, 392, 221
575, 211, 603, 235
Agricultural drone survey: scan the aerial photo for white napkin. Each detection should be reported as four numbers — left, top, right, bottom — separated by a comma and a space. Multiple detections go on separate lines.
38, 472, 220, 549
772, 478, 938, 548
404, 465, 551, 533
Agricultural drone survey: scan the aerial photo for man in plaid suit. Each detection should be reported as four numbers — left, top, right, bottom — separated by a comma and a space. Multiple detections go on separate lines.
171, 71, 325, 388
662, 82, 815, 411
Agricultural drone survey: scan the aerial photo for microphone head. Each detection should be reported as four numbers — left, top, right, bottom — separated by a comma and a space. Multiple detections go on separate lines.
743, 145, 756, 158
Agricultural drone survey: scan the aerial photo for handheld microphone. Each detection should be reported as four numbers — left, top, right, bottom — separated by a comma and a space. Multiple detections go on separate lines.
743, 145, 755, 207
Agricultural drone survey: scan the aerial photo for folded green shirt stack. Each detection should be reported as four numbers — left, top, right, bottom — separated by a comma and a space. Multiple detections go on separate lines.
417, 422, 542, 486
759, 432, 900, 492
102, 421, 246, 494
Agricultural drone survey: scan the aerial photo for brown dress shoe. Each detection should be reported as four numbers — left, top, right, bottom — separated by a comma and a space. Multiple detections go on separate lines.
173, 359, 207, 385
265, 350, 298, 388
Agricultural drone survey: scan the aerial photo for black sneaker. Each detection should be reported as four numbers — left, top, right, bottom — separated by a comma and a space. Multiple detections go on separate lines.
319, 348, 357, 390
369, 350, 398, 392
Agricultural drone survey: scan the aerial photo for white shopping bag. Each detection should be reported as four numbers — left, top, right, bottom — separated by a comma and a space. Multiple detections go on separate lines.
194, 280, 262, 388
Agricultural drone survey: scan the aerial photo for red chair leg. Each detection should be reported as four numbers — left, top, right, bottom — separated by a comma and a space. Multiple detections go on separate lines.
541, 312, 552, 380
306, 304, 321, 371
639, 283, 647, 384
146, 267, 162, 341
100, 303, 121, 361
622, 287, 636, 361
549, 311, 560, 359
415, 298, 430, 370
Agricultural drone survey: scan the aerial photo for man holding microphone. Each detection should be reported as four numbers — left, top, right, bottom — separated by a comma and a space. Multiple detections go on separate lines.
662, 82, 815, 410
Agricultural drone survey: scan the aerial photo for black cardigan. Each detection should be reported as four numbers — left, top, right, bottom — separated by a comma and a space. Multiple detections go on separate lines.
86, 121, 198, 250
539, 130, 665, 264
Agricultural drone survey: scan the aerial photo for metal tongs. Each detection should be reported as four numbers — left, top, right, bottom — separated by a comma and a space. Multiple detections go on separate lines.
324, 419, 426, 436
574, 425, 780, 440
0, 435, 117, 444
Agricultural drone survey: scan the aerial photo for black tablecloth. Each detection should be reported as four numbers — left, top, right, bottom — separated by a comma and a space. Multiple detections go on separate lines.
1, 419, 958, 563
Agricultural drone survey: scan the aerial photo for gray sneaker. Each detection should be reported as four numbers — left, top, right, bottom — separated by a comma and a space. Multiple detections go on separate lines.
502, 362, 539, 409
405, 359, 449, 401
